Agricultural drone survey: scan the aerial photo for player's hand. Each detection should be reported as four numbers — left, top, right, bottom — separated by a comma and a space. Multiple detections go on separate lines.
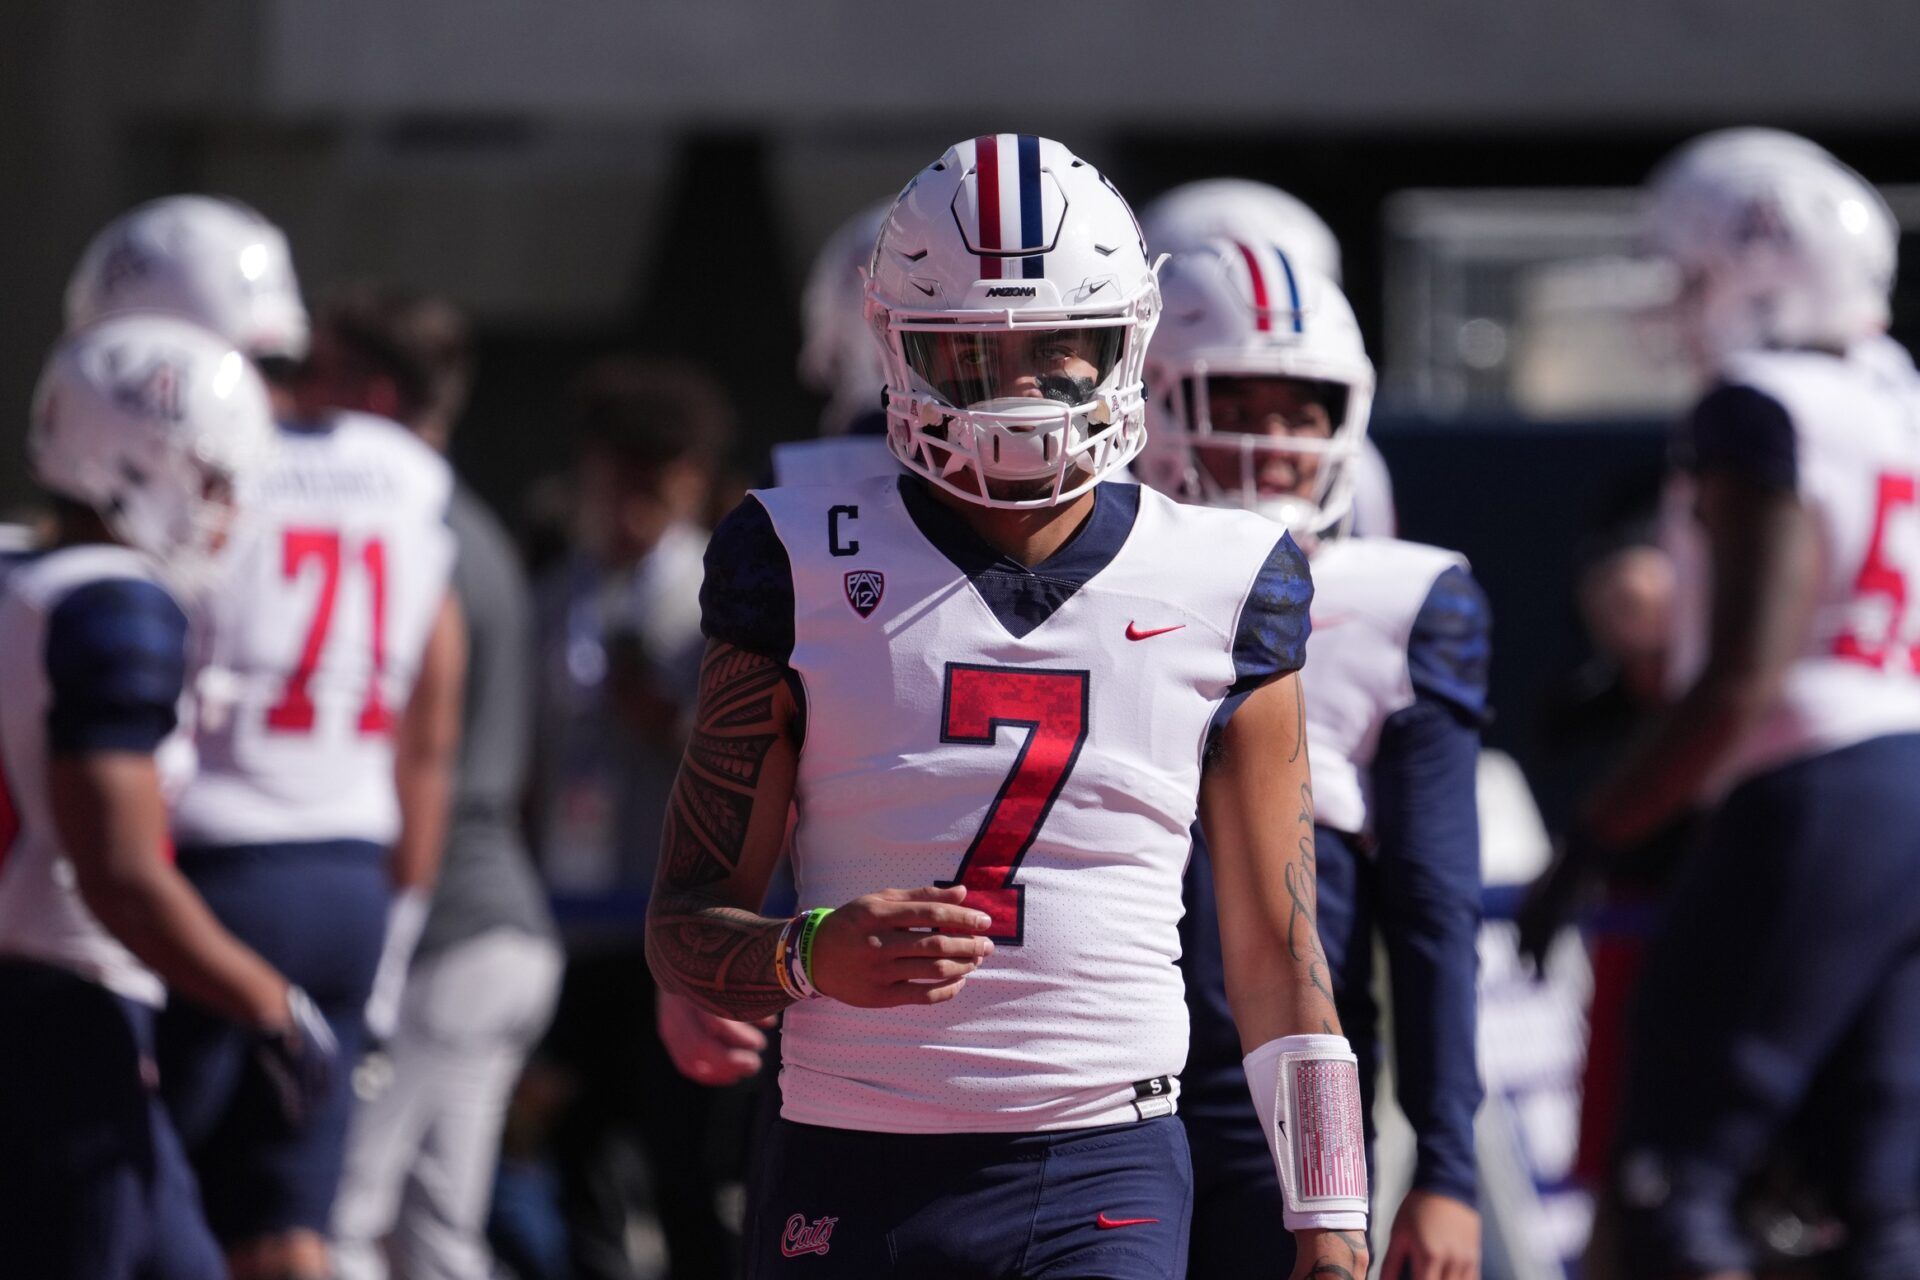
1381, 1190, 1480, 1280
1289, 1227, 1369, 1280
1515, 834, 1600, 977
254, 984, 339, 1128
657, 989, 771, 1086
809, 885, 995, 1008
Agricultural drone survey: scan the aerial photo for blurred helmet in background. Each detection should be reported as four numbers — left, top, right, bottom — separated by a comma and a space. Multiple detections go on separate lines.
865, 134, 1160, 509
31, 313, 276, 589
799, 200, 892, 436
1138, 239, 1373, 540
1140, 178, 1342, 283
1644, 128, 1896, 369
65, 195, 311, 367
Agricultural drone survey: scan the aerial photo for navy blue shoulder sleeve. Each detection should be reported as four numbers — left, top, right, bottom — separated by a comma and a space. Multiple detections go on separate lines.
44, 578, 188, 755
699, 495, 795, 665
1678, 381, 1798, 490
1407, 565, 1492, 726
1230, 531, 1313, 695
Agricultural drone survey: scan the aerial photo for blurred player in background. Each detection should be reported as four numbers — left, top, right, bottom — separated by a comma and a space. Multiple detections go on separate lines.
0, 316, 334, 1279
66, 196, 466, 1280
303, 286, 565, 1280
1141, 179, 1399, 538
774, 198, 897, 484
649, 134, 1369, 1280
1529, 129, 1920, 1279
1137, 234, 1488, 1280
530, 357, 738, 1280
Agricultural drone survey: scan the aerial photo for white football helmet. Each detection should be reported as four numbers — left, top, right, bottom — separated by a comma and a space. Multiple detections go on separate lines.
1644, 128, 1896, 368
800, 201, 893, 436
65, 196, 310, 365
31, 314, 275, 590
1137, 239, 1374, 540
866, 134, 1160, 509
1139, 179, 1342, 283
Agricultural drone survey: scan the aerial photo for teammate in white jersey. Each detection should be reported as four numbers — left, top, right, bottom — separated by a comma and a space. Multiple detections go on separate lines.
0, 316, 335, 1280
1139, 179, 1399, 539
647, 134, 1368, 1280
1524, 130, 1920, 1278
1136, 234, 1489, 1280
65, 197, 466, 1280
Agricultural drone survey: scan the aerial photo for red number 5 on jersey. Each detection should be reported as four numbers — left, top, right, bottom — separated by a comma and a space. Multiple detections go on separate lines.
938, 664, 1090, 945
1834, 471, 1920, 671
265, 527, 394, 735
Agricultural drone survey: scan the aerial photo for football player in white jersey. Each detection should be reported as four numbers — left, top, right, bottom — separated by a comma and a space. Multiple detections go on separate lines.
1136, 238, 1489, 1280
1140, 179, 1400, 539
1524, 130, 1920, 1278
65, 197, 465, 1280
0, 316, 336, 1279
646, 134, 1368, 1280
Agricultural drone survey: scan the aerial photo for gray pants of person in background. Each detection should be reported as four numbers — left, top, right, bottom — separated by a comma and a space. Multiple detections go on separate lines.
333, 929, 565, 1280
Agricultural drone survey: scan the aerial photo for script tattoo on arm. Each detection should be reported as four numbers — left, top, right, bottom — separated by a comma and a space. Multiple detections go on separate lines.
645, 642, 797, 1021
1283, 779, 1338, 1032
1290, 675, 1307, 763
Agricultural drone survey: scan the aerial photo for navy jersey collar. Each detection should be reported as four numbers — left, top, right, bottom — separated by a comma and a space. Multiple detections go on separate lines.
897, 475, 1140, 638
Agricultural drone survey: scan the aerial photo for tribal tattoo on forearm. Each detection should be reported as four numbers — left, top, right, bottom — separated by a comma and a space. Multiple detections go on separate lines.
646, 642, 795, 1021
1283, 778, 1338, 1029
1303, 1230, 1368, 1279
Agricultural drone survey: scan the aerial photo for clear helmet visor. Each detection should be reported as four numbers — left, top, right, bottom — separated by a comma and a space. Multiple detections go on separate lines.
903, 326, 1125, 411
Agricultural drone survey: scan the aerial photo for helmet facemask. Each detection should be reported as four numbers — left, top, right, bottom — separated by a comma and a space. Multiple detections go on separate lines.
866, 135, 1162, 510
1138, 242, 1375, 543
1147, 365, 1369, 542
880, 304, 1154, 507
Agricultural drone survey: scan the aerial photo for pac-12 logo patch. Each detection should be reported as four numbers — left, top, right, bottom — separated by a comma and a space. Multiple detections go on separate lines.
844, 570, 884, 619
781, 1213, 839, 1258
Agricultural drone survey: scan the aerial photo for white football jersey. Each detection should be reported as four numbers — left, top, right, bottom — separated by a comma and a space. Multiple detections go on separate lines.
727, 475, 1311, 1133
0, 546, 191, 1006
173, 412, 455, 847
1303, 537, 1473, 837
1664, 339, 1920, 791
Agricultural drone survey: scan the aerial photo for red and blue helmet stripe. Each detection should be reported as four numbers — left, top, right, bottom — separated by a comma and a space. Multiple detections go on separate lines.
971, 133, 1052, 280
1233, 240, 1305, 333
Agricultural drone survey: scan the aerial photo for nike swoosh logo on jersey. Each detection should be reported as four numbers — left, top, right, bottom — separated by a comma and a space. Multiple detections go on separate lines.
1096, 1213, 1161, 1230
1125, 622, 1185, 641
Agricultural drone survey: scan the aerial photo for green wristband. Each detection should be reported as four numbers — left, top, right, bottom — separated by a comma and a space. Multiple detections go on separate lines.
798, 907, 834, 991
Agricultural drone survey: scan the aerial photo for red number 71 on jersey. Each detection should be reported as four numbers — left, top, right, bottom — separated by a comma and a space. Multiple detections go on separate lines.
265, 528, 394, 735
937, 664, 1090, 945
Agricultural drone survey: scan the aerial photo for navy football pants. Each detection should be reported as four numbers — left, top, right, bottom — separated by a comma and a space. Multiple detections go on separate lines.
158, 840, 388, 1241
1615, 733, 1920, 1279
0, 958, 224, 1279
747, 1116, 1191, 1279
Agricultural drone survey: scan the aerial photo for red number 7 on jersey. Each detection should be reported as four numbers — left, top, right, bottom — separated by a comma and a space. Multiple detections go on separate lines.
938, 664, 1090, 945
